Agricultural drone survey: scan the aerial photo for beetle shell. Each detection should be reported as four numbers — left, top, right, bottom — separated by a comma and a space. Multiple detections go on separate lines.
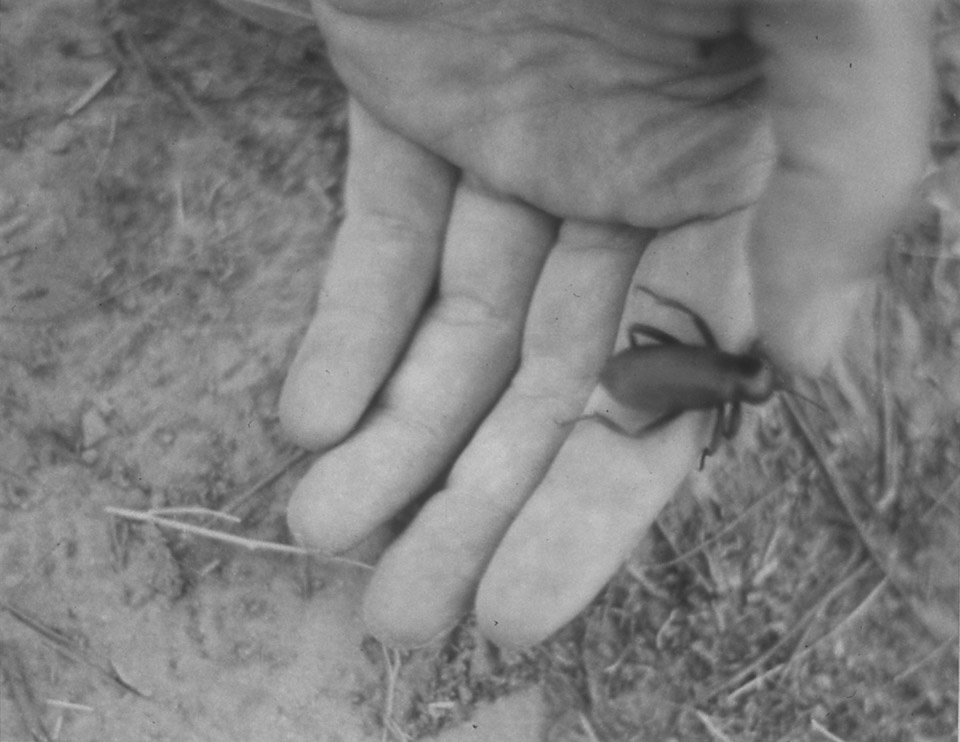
599, 344, 775, 414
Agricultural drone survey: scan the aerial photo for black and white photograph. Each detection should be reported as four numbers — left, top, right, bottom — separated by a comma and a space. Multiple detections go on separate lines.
0, 1, 956, 740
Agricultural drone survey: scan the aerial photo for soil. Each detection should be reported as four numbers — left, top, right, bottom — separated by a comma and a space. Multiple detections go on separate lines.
0, 1, 957, 741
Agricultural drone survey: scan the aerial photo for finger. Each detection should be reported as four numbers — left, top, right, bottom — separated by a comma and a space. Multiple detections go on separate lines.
279, 100, 456, 448
475, 214, 756, 647
745, 0, 933, 372
478, 417, 702, 648
361, 222, 653, 647
286, 181, 557, 552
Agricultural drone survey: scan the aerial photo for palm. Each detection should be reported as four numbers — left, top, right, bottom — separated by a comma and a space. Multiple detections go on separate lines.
312, 0, 773, 226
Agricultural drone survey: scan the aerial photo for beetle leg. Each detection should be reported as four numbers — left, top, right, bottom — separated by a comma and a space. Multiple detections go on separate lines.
627, 322, 682, 348
576, 412, 631, 435
636, 409, 685, 436
722, 400, 742, 438
636, 285, 718, 349
698, 404, 727, 470
580, 408, 683, 438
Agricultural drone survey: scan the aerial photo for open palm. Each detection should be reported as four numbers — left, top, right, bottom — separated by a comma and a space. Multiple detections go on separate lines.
274, 0, 933, 646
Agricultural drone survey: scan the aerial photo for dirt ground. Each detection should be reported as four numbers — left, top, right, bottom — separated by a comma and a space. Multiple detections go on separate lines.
0, 1, 957, 741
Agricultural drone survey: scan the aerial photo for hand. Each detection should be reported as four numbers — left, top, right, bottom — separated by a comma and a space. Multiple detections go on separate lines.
277, 0, 933, 647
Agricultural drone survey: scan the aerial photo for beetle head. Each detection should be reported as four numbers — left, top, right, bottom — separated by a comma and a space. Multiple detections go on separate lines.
734, 353, 776, 403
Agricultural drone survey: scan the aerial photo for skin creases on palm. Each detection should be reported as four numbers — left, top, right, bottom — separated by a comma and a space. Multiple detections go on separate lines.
310, 0, 774, 228
215, 0, 773, 227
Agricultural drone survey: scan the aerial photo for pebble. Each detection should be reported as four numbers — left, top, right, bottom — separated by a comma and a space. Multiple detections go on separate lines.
81, 407, 111, 448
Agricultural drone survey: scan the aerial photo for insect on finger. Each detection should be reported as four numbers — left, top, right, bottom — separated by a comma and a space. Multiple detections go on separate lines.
589, 287, 777, 468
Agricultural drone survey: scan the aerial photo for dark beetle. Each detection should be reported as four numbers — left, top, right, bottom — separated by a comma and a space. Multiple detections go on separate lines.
585, 286, 776, 469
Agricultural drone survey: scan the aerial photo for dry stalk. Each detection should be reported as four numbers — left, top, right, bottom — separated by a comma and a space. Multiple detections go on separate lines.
874, 290, 900, 514
148, 506, 241, 523
709, 550, 872, 702
65, 67, 117, 117
781, 397, 926, 628
892, 636, 956, 683
578, 712, 602, 742
810, 718, 850, 742
635, 463, 813, 596
380, 645, 410, 742
693, 709, 736, 742
0, 599, 145, 697
0, 641, 51, 742
104, 505, 372, 570
220, 449, 311, 518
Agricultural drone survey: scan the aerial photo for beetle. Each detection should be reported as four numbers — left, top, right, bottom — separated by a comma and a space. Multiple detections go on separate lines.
584, 286, 777, 469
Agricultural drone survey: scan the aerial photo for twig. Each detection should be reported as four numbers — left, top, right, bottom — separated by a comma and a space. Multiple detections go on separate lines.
734, 575, 887, 700
95, 265, 171, 309
711, 552, 873, 702
920, 470, 960, 523
0, 599, 145, 697
802, 576, 888, 654
104, 505, 372, 570
578, 712, 602, 742
1, 600, 81, 650
65, 67, 118, 117
781, 397, 926, 630
380, 645, 409, 742
220, 449, 311, 518
148, 506, 241, 524
0, 641, 51, 742
648, 519, 712, 589
693, 709, 736, 742
626, 464, 813, 579
875, 291, 899, 514
93, 112, 117, 180
108, 513, 131, 571
637, 468, 810, 570
893, 636, 956, 683
121, 24, 219, 132
45, 699, 95, 713
810, 718, 849, 742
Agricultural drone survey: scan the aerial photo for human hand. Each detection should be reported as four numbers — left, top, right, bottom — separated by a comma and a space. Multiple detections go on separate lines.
277, 0, 933, 647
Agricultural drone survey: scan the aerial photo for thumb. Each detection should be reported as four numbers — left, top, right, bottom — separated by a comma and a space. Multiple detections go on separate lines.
746, 0, 933, 373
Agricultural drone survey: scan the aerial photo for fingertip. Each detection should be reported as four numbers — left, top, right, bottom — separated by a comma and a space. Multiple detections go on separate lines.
285, 462, 363, 553
360, 500, 491, 648
474, 579, 558, 650
359, 532, 464, 649
361, 583, 458, 650
278, 353, 372, 449
284, 479, 332, 551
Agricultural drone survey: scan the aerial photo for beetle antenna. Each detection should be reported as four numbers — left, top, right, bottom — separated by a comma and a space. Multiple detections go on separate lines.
777, 385, 827, 413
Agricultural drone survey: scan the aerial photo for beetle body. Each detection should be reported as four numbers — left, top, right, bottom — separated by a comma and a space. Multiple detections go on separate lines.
588, 286, 776, 469
600, 343, 774, 414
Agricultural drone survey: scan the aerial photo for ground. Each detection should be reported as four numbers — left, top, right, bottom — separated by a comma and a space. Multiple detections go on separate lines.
0, 1, 957, 741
